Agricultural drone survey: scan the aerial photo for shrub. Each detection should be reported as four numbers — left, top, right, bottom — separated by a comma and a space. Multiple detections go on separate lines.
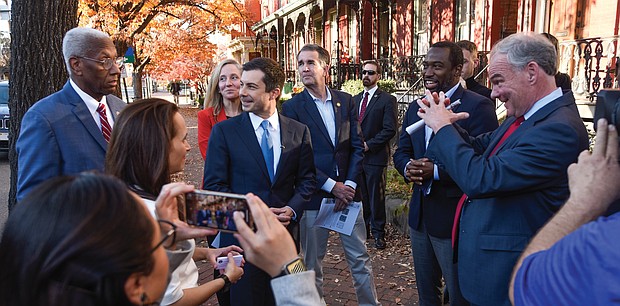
341, 79, 364, 96
378, 79, 397, 93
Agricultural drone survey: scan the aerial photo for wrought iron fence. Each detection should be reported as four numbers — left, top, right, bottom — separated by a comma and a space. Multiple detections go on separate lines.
559, 36, 619, 102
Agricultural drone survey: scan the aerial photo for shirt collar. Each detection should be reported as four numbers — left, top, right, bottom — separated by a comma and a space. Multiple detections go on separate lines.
444, 83, 460, 99
307, 86, 332, 103
69, 79, 107, 115
249, 110, 279, 131
523, 88, 563, 120
364, 85, 379, 98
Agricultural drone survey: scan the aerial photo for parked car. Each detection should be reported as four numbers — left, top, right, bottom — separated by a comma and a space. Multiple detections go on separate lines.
0, 81, 9, 152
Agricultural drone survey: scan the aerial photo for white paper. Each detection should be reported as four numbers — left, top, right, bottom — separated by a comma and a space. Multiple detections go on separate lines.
313, 199, 361, 235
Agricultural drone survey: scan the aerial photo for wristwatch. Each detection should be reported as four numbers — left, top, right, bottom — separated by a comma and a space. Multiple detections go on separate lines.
217, 273, 232, 292
277, 257, 307, 278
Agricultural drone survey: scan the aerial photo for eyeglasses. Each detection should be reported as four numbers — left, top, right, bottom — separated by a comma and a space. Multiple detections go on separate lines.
78, 56, 125, 70
150, 220, 177, 253
362, 70, 377, 76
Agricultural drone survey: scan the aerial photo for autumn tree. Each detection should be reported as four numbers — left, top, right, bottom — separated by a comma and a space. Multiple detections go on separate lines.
78, 0, 245, 98
8, 0, 78, 211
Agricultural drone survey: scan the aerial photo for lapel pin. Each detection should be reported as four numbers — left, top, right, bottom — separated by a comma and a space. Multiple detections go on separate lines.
116, 111, 120, 116
336, 102, 341, 107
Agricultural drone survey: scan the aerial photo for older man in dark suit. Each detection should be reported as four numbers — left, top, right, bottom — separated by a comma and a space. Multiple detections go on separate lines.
282, 44, 380, 306
353, 60, 397, 249
17, 27, 125, 201
203, 57, 316, 306
393, 41, 498, 306
418, 33, 588, 306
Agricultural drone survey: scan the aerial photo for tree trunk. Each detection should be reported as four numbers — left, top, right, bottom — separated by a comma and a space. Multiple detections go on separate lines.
8, 0, 78, 211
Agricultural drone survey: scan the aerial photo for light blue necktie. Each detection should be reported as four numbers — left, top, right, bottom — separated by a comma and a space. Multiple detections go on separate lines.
260, 120, 274, 182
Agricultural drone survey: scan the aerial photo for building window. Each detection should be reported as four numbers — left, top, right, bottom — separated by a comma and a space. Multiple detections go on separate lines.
456, 0, 474, 41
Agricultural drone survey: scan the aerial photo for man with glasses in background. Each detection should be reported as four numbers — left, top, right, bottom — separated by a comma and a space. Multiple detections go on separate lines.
17, 27, 126, 201
353, 60, 397, 250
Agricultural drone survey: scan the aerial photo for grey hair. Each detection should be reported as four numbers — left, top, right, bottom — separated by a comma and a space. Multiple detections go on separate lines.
62, 27, 112, 75
490, 32, 557, 76
298, 44, 331, 68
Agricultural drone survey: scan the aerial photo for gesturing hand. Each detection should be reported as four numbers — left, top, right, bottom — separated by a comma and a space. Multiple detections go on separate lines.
417, 90, 469, 133
566, 118, 620, 218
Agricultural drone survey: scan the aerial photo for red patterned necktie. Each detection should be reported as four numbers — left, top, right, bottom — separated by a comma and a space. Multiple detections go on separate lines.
359, 92, 369, 120
97, 103, 112, 143
452, 116, 525, 248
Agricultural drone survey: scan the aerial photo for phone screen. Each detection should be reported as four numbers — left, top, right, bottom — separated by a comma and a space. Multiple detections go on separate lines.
185, 190, 254, 233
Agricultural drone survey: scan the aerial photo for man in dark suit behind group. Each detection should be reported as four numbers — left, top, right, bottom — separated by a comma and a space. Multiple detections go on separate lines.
418, 33, 588, 305
353, 60, 397, 250
17, 27, 126, 201
203, 57, 316, 306
282, 44, 381, 305
456, 40, 492, 100
393, 41, 498, 306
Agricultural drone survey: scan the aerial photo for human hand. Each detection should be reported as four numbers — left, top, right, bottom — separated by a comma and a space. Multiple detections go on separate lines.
332, 182, 355, 203
205, 245, 244, 268
270, 207, 294, 226
221, 253, 244, 283
155, 183, 217, 245
364, 142, 369, 152
566, 118, 620, 218
417, 90, 469, 132
334, 198, 349, 212
233, 193, 298, 277
406, 157, 434, 185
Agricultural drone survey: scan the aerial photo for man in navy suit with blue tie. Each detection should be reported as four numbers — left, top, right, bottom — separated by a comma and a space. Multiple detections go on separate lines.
417, 33, 588, 305
393, 41, 498, 306
203, 57, 316, 306
17, 27, 126, 201
282, 44, 380, 306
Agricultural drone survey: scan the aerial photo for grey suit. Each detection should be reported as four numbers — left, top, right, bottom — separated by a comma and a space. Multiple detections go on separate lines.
271, 271, 321, 306
17, 81, 125, 201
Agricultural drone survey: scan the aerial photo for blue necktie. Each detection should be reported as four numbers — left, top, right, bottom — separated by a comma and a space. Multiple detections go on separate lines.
260, 120, 274, 182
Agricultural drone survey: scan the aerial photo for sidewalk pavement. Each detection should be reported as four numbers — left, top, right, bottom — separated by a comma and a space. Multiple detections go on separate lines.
178, 107, 420, 306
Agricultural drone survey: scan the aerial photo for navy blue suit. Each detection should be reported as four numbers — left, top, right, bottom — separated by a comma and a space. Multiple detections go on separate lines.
282, 89, 364, 208
203, 112, 316, 306
394, 86, 498, 238
16, 81, 125, 201
425, 92, 588, 305
393, 86, 497, 306
283, 89, 381, 305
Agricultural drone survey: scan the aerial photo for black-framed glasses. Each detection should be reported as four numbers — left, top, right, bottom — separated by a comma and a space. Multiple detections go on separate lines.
78, 56, 125, 70
150, 219, 177, 252
362, 70, 377, 76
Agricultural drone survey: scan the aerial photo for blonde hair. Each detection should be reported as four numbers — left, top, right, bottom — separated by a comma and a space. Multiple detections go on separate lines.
205, 59, 243, 119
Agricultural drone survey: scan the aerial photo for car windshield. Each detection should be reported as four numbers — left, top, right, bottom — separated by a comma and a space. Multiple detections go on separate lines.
0, 86, 7, 105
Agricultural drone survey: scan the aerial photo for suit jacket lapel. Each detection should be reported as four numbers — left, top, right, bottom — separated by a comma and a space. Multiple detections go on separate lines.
361, 89, 381, 123
450, 85, 465, 113
330, 88, 342, 147
65, 84, 108, 151
107, 96, 124, 120
302, 90, 334, 148
235, 113, 272, 182
274, 115, 293, 183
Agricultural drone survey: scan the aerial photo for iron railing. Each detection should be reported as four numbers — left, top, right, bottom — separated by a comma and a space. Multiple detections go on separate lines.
559, 36, 619, 102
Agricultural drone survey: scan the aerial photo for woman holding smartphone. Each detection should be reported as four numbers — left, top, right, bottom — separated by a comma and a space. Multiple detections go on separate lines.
106, 98, 244, 306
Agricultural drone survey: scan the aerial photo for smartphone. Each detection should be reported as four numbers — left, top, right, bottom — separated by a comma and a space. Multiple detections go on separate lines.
185, 189, 254, 233
215, 254, 244, 270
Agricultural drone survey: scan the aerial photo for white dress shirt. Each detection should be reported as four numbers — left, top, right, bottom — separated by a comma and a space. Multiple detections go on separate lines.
249, 111, 282, 174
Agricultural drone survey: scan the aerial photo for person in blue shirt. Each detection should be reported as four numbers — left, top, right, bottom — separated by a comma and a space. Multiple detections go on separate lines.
510, 118, 620, 306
